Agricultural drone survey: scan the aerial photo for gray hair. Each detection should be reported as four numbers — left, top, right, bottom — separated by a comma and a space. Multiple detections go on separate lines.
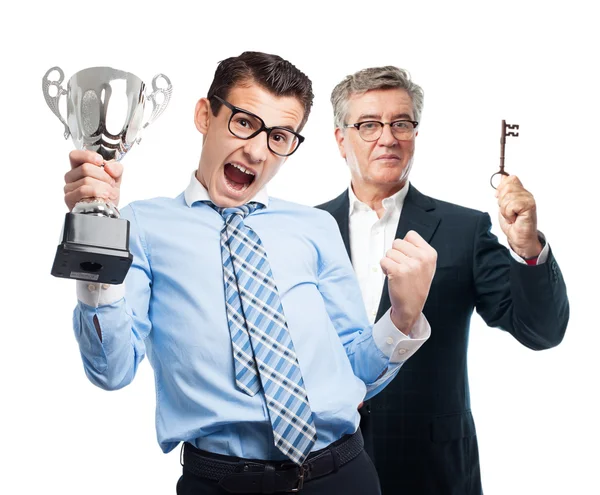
330, 66, 424, 128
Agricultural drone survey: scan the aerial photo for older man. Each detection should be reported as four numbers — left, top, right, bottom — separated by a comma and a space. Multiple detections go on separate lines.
317, 66, 569, 494
62, 54, 436, 494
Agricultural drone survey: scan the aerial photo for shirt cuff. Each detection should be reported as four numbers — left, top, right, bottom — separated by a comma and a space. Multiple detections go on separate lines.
76, 281, 125, 308
510, 231, 549, 266
372, 311, 431, 364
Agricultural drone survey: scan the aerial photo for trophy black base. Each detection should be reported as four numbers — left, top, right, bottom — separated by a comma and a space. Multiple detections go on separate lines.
51, 212, 133, 284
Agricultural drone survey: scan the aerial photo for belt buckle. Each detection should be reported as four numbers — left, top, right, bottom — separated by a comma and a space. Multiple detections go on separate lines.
287, 464, 307, 492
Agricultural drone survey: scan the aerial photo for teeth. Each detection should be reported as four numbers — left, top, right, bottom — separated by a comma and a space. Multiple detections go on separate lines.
231, 163, 255, 176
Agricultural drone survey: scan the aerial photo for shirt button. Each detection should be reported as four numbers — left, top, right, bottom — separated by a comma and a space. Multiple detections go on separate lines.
101, 284, 110, 290
397, 348, 408, 355
371, 310, 377, 317
87, 284, 97, 292
371, 266, 378, 273
386, 337, 394, 345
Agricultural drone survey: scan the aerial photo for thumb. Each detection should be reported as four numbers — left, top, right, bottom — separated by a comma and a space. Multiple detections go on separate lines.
498, 211, 511, 233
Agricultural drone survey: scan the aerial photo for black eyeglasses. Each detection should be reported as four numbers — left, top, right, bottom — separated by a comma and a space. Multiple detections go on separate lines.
344, 120, 419, 142
210, 95, 305, 157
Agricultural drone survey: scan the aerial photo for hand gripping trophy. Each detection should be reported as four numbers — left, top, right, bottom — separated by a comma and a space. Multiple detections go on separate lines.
43, 66, 172, 284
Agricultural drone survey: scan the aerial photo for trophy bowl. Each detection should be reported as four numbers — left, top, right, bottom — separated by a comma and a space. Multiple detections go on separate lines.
43, 66, 172, 284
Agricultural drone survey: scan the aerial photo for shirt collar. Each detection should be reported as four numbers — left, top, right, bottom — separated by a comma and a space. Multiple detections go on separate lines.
184, 170, 270, 208
348, 181, 410, 216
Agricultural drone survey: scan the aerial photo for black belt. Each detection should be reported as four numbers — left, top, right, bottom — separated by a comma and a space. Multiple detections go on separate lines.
181, 428, 364, 493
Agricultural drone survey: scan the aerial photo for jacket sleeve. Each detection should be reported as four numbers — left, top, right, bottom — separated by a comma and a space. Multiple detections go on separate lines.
473, 213, 569, 350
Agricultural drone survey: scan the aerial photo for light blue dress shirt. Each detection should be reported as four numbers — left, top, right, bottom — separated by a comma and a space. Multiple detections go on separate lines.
73, 174, 429, 460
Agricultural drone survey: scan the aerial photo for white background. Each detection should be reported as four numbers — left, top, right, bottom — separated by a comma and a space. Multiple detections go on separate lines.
1, 1, 598, 493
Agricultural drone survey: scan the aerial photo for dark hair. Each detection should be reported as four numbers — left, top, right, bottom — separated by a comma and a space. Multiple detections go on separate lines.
207, 51, 313, 132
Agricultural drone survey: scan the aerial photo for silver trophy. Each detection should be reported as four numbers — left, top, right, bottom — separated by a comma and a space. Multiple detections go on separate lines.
43, 66, 172, 284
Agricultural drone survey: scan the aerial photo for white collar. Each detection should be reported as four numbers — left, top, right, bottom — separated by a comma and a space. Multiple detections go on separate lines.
348, 181, 410, 215
184, 170, 270, 208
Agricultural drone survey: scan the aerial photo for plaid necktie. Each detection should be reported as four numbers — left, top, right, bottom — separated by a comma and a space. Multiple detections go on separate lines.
207, 202, 317, 465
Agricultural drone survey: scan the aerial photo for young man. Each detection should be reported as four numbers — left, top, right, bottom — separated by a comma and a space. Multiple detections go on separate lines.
63, 53, 435, 494
318, 66, 569, 494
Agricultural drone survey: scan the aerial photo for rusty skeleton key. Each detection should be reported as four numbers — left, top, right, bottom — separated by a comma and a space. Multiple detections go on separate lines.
491, 120, 519, 189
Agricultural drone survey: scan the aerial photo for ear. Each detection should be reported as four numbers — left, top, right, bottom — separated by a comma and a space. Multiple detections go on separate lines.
334, 127, 347, 159
194, 98, 211, 135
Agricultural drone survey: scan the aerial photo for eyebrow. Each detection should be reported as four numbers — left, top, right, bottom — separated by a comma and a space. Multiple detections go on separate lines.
356, 112, 414, 121
275, 125, 297, 132
233, 105, 298, 132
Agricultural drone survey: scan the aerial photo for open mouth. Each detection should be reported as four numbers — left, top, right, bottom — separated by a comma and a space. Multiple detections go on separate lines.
224, 163, 256, 192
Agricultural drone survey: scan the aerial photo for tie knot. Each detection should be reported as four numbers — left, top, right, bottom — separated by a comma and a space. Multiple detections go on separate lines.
204, 202, 263, 223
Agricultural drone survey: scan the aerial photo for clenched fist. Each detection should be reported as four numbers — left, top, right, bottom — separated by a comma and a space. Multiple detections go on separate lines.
495, 175, 542, 259
64, 150, 123, 211
380, 230, 437, 335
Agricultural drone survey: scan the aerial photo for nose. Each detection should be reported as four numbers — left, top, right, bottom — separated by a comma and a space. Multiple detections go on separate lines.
377, 123, 398, 147
243, 130, 269, 163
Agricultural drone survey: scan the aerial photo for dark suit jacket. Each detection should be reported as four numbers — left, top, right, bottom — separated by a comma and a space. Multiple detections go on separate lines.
317, 184, 569, 495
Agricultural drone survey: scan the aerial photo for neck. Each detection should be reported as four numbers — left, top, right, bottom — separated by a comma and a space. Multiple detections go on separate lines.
195, 162, 206, 187
351, 181, 406, 218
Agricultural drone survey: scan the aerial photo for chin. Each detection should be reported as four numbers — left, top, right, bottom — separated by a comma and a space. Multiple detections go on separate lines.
214, 190, 253, 208
212, 196, 245, 208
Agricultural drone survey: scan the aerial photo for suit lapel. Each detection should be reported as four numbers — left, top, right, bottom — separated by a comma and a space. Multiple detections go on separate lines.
325, 190, 352, 259
376, 184, 440, 321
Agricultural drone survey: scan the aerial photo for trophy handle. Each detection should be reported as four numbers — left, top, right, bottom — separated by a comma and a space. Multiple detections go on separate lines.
43, 67, 70, 140
142, 73, 172, 132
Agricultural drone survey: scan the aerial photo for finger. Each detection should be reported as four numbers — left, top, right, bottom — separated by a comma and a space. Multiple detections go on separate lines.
396, 231, 437, 261
391, 238, 422, 259
385, 247, 416, 266
499, 174, 523, 189
498, 192, 535, 218
380, 256, 396, 277
498, 184, 529, 201
497, 190, 521, 209
500, 198, 532, 224
380, 254, 414, 279
63, 176, 117, 196
69, 150, 104, 169
500, 207, 517, 225
507, 175, 523, 188
497, 175, 525, 197
65, 162, 116, 186
103, 160, 124, 181
64, 185, 115, 209
499, 192, 533, 215
403, 230, 435, 252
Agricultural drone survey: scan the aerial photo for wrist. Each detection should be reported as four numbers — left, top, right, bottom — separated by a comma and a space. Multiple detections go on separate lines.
390, 308, 413, 336
516, 243, 543, 259
511, 235, 545, 259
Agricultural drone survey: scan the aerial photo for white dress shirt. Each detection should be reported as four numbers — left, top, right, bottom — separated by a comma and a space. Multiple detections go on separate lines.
77, 174, 431, 369
348, 182, 550, 325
